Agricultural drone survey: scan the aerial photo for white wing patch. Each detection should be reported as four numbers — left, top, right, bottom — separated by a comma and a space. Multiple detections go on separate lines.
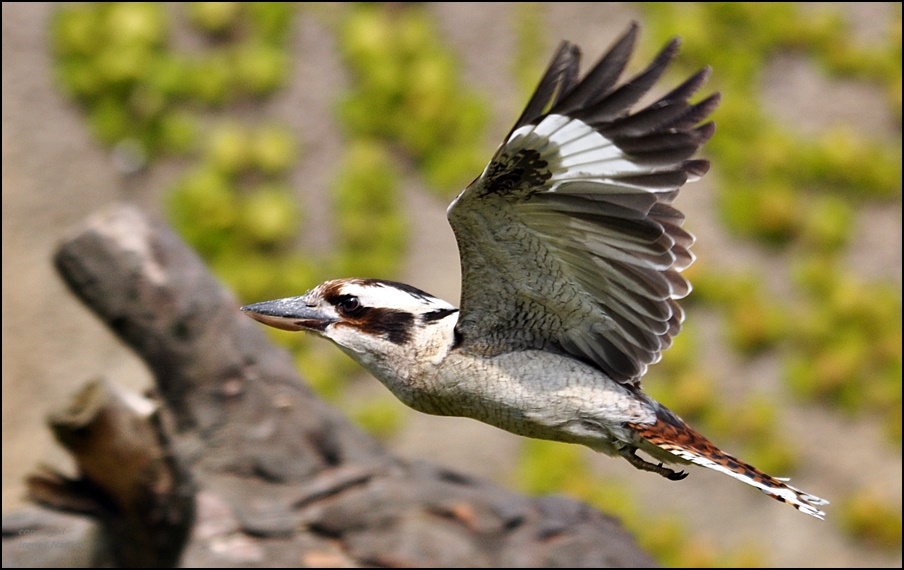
509, 114, 653, 186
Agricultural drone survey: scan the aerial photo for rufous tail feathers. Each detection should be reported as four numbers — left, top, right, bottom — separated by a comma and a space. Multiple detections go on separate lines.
629, 409, 829, 520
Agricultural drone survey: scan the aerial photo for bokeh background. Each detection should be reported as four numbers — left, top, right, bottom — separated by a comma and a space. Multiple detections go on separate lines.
3, 2, 901, 567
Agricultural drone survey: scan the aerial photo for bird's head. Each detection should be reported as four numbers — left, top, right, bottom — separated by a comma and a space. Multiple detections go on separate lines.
242, 278, 459, 382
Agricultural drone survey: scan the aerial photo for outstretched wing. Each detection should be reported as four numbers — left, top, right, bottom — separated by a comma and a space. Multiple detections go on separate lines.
447, 23, 719, 384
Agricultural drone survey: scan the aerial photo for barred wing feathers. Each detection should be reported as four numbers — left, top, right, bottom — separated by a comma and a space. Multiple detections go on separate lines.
447, 24, 719, 384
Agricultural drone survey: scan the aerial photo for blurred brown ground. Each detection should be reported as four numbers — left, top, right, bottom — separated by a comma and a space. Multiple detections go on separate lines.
3, 3, 901, 567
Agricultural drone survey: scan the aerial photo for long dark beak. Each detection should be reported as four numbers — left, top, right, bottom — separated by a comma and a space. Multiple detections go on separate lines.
241, 296, 333, 332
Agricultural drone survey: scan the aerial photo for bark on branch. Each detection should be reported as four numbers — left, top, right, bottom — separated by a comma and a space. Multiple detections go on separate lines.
26, 378, 194, 567
3, 204, 656, 568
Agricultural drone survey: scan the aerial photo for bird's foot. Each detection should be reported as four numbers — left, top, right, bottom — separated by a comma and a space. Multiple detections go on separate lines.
619, 446, 688, 481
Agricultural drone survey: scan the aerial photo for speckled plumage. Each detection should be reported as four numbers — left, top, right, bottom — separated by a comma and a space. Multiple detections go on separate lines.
242, 24, 828, 519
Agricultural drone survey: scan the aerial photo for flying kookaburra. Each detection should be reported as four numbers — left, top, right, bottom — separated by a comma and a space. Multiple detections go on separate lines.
243, 23, 828, 519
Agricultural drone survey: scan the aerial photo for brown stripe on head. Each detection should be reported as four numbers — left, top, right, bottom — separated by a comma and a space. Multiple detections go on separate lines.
315, 278, 456, 345
319, 280, 420, 345
343, 307, 415, 345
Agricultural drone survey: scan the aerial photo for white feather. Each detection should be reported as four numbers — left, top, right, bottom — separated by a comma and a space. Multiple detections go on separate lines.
668, 448, 829, 520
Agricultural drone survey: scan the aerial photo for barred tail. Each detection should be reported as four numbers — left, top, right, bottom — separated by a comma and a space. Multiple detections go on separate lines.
630, 410, 829, 520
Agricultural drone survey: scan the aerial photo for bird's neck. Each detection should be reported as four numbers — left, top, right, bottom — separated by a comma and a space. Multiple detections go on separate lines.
344, 308, 461, 414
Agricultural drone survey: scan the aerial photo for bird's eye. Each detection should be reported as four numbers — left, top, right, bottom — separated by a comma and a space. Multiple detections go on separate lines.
336, 296, 363, 316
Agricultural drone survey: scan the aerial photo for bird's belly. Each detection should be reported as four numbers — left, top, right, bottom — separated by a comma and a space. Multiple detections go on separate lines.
420, 349, 656, 452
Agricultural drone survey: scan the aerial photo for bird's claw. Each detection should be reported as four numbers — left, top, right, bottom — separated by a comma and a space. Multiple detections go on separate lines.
666, 468, 689, 481
619, 447, 689, 481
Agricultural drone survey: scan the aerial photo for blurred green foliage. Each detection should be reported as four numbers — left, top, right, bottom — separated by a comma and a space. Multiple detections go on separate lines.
837, 488, 904, 550
788, 260, 902, 437
53, 3, 178, 161
336, 4, 489, 194
332, 140, 407, 279
350, 396, 406, 440
512, 3, 548, 96
52, 2, 296, 162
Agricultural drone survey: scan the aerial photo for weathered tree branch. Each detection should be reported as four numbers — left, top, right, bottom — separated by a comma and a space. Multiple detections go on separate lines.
26, 378, 194, 567
3, 204, 657, 567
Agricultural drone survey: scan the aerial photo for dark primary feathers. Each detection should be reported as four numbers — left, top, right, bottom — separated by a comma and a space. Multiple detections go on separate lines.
447, 23, 720, 384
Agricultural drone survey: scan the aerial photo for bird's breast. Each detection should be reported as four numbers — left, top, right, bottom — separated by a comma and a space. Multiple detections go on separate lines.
412, 348, 657, 447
